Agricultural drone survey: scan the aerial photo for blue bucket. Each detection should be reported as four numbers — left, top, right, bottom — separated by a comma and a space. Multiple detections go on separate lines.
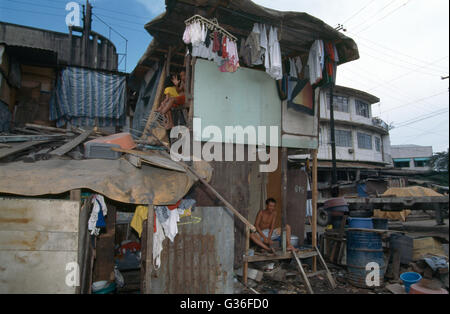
346, 231, 386, 288
400, 272, 422, 293
348, 218, 373, 229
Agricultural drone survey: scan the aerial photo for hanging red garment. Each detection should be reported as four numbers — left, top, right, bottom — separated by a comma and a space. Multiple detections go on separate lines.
222, 36, 229, 59
167, 199, 182, 210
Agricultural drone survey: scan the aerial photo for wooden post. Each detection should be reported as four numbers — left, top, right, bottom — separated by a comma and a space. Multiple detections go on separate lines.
311, 149, 318, 272
281, 147, 288, 254
144, 205, 154, 294
243, 226, 250, 286
187, 57, 197, 129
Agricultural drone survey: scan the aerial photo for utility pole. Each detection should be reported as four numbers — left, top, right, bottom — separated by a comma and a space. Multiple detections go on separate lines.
329, 86, 339, 197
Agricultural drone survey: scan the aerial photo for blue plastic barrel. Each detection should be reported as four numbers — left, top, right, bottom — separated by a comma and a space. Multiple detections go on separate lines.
346, 231, 386, 288
348, 218, 373, 229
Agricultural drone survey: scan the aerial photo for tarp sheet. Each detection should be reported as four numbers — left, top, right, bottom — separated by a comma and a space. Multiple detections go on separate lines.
50, 67, 126, 127
0, 158, 196, 205
373, 186, 443, 221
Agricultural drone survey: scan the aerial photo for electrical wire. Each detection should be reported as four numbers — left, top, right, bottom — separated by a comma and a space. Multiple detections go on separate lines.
342, 0, 377, 25
355, 0, 412, 34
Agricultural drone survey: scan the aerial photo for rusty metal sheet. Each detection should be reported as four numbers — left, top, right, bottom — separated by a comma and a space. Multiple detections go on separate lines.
0, 158, 196, 205
150, 207, 234, 294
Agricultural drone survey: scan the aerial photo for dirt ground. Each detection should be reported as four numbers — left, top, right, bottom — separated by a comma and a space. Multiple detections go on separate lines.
236, 217, 449, 294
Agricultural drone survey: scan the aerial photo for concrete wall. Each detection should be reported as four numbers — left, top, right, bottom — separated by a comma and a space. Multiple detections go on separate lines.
193, 59, 319, 149
391, 145, 433, 171
318, 122, 386, 164
0, 22, 118, 71
318, 89, 390, 165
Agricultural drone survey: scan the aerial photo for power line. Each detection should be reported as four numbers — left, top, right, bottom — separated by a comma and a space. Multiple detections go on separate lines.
382, 91, 449, 113
348, 31, 448, 72
43, 0, 151, 20
367, 56, 450, 91
393, 108, 449, 129
349, 0, 397, 30
355, 41, 446, 76
355, 0, 412, 34
342, 0, 377, 24
361, 50, 439, 77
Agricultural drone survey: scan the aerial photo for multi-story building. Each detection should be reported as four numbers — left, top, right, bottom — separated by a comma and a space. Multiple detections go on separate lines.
391, 145, 433, 172
316, 86, 392, 186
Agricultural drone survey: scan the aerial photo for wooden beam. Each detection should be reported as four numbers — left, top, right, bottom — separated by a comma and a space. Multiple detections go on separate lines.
0, 140, 50, 159
311, 149, 318, 272
144, 205, 154, 294
50, 129, 93, 157
281, 147, 288, 254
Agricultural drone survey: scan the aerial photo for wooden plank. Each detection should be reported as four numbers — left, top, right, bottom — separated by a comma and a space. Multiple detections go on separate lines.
50, 129, 93, 156
0, 230, 78, 251
125, 154, 142, 168
0, 251, 78, 293
293, 251, 314, 294
0, 198, 80, 232
243, 226, 249, 285
0, 134, 65, 143
111, 148, 186, 172
245, 250, 317, 262
0, 140, 50, 159
144, 205, 154, 294
314, 246, 337, 289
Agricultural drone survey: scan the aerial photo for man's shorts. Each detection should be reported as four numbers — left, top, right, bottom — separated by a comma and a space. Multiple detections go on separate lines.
173, 95, 185, 107
260, 228, 281, 242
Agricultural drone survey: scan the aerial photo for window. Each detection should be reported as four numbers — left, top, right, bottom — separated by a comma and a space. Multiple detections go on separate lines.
356, 100, 370, 118
327, 94, 349, 113
331, 129, 352, 147
394, 160, 411, 168
414, 158, 430, 167
375, 137, 381, 152
357, 132, 372, 150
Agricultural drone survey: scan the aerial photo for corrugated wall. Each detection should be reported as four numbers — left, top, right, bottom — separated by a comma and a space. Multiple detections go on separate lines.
150, 207, 234, 294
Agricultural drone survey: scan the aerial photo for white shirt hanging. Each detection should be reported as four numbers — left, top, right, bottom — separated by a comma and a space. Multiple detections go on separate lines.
307, 39, 324, 85
267, 26, 282, 80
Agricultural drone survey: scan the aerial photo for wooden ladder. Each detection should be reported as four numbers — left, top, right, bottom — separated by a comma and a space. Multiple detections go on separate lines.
292, 247, 337, 294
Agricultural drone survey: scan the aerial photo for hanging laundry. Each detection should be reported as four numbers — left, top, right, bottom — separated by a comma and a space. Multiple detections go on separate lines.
289, 58, 298, 78
307, 39, 325, 85
153, 215, 165, 269
260, 24, 270, 71
160, 207, 180, 242
88, 194, 108, 236
295, 56, 303, 76
245, 23, 262, 66
318, 41, 338, 88
266, 26, 282, 80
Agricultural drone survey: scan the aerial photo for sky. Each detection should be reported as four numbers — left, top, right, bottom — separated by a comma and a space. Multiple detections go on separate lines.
0, 0, 448, 153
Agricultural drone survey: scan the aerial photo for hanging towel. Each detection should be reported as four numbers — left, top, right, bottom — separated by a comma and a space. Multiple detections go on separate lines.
267, 27, 282, 80
130, 205, 149, 237
153, 216, 165, 269
88, 194, 108, 236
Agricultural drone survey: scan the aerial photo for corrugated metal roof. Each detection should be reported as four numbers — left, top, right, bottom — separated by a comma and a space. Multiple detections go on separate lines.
135, 0, 359, 74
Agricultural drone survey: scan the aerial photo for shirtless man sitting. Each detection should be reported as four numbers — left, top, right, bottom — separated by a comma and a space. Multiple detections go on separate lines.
250, 198, 298, 253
